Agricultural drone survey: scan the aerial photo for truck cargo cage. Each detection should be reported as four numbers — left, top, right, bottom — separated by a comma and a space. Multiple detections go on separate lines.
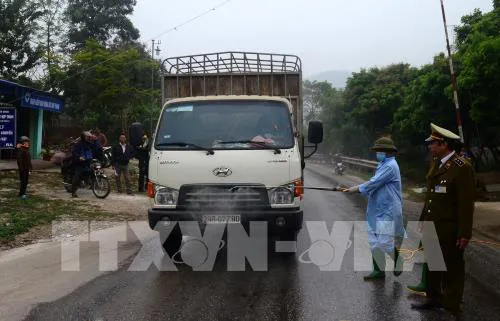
162, 52, 302, 75
160, 52, 304, 136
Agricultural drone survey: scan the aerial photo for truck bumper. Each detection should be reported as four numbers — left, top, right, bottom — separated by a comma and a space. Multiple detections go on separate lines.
148, 207, 303, 234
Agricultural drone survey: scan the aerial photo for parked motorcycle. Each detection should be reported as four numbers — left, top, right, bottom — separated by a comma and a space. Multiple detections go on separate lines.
62, 158, 111, 199
334, 162, 345, 175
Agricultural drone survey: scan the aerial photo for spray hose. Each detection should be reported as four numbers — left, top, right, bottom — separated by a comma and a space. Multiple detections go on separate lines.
398, 239, 500, 263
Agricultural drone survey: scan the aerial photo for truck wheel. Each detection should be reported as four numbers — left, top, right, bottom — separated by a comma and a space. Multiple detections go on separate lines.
162, 224, 183, 257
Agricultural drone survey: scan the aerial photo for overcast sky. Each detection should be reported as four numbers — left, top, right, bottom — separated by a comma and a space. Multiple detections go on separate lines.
130, 0, 493, 77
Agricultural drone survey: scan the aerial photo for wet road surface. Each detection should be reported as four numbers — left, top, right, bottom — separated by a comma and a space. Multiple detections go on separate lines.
22, 169, 500, 321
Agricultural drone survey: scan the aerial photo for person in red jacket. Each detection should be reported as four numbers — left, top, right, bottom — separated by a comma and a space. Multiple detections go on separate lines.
16, 136, 33, 200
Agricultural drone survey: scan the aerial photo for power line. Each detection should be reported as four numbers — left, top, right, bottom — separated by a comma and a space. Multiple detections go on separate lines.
151, 0, 232, 40
5, 0, 233, 105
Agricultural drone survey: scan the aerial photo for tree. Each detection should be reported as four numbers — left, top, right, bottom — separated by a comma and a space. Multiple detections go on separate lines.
454, 9, 483, 50
456, 3, 500, 144
393, 54, 459, 145
64, 0, 140, 51
303, 80, 349, 153
63, 40, 159, 135
303, 80, 334, 123
344, 64, 418, 139
36, 0, 68, 92
0, 0, 44, 82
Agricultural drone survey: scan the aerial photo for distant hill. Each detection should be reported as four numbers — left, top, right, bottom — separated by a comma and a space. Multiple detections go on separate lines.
307, 70, 353, 88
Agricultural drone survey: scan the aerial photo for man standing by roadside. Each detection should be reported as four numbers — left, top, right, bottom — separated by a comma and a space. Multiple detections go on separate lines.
16, 136, 32, 200
112, 134, 134, 194
343, 136, 405, 280
411, 123, 475, 319
135, 130, 150, 193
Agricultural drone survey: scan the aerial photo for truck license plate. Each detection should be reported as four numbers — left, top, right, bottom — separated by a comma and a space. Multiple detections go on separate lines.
202, 215, 241, 224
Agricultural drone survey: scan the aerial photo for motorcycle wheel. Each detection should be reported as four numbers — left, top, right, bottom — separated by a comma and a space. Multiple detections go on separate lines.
92, 175, 111, 199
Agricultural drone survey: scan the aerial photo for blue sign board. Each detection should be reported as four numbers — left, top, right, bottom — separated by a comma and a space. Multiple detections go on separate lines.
0, 107, 16, 149
21, 89, 63, 112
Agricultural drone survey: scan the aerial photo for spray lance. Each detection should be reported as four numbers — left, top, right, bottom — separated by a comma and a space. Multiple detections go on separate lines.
229, 184, 349, 193
300, 185, 347, 192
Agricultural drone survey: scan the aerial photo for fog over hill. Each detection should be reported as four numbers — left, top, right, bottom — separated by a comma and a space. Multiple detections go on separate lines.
307, 70, 353, 88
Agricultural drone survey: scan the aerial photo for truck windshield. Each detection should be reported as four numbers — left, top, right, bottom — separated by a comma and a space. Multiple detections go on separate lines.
154, 100, 294, 150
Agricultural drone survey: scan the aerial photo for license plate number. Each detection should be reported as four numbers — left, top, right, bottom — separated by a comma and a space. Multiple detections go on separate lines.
202, 215, 241, 224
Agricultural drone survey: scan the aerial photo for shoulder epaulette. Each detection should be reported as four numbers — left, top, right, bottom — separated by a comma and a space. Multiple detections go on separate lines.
452, 155, 465, 167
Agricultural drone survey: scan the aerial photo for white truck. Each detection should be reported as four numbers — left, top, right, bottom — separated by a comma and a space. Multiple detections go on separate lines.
143, 52, 323, 255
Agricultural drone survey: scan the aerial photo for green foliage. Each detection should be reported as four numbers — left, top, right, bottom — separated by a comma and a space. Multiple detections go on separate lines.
345, 64, 418, 139
394, 54, 457, 145
316, 2, 500, 171
457, 5, 500, 142
63, 40, 160, 134
0, 0, 44, 81
64, 0, 140, 50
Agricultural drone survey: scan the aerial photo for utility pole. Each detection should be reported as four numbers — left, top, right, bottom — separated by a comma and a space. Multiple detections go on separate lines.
439, 0, 465, 143
151, 40, 161, 134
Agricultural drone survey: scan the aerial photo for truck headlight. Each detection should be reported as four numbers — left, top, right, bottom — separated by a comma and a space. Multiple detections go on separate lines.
154, 186, 179, 205
268, 186, 294, 205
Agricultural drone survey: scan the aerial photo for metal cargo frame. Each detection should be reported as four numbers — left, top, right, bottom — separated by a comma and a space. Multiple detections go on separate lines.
160, 52, 304, 136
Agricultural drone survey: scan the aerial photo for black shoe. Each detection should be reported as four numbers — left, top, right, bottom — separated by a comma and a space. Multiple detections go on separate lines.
411, 301, 442, 310
71, 193, 78, 198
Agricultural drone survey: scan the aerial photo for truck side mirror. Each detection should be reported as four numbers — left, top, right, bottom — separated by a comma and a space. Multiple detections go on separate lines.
308, 120, 323, 144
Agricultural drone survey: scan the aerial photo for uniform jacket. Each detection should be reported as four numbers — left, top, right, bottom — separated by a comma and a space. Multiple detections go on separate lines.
419, 153, 476, 239
359, 156, 406, 238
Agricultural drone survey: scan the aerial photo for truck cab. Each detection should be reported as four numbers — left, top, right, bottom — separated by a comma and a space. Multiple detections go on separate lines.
145, 52, 323, 255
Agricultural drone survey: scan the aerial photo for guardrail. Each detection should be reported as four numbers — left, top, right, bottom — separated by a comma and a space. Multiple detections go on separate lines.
338, 156, 378, 170
308, 154, 500, 201
307, 155, 377, 171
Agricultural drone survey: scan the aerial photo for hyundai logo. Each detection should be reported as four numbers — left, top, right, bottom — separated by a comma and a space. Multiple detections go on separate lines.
213, 167, 232, 177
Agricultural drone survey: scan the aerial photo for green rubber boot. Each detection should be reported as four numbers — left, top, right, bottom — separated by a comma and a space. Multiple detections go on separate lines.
364, 250, 385, 281
407, 263, 428, 293
393, 247, 404, 277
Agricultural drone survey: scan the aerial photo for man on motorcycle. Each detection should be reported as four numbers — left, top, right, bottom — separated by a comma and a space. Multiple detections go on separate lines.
70, 131, 101, 197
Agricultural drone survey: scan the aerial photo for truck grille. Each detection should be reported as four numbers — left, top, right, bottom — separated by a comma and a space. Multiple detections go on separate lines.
178, 184, 270, 210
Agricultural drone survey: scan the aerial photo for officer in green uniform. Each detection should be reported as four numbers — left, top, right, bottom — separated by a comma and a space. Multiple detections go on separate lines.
411, 123, 476, 318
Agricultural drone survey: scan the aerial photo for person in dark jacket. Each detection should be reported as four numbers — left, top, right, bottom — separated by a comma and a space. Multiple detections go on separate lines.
135, 130, 150, 193
71, 131, 100, 197
112, 134, 135, 194
16, 136, 33, 200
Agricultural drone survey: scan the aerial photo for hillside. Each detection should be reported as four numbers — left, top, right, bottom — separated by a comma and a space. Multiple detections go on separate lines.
307, 70, 352, 88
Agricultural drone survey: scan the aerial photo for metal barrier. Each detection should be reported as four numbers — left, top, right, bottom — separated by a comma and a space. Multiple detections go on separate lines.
308, 154, 377, 171
308, 154, 500, 201
338, 156, 377, 170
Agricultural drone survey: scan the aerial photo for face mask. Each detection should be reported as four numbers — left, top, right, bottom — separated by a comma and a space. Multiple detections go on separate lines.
376, 152, 386, 162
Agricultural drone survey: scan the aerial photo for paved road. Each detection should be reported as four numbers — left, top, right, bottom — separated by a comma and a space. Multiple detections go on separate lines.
20, 168, 500, 321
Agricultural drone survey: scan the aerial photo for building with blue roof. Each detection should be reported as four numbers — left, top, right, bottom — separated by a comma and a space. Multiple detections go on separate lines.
0, 79, 64, 160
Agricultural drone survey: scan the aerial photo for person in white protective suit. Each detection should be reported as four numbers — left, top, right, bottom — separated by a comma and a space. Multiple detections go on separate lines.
343, 136, 406, 280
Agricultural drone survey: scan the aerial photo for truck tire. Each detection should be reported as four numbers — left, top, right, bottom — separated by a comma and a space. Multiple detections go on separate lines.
162, 224, 183, 257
